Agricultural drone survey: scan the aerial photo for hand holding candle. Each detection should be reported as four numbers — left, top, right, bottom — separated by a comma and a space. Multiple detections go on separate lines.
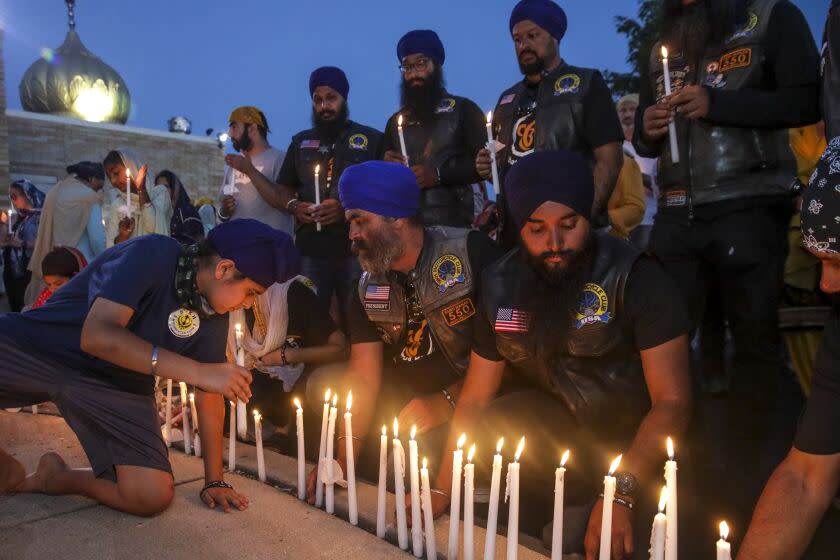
599, 454, 622, 560
551, 450, 570, 560
344, 391, 358, 525
484, 438, 504, 560
294, 398, 305, 500
313, 164, 322, 232
397, 114, 410, 166
660, 46, 680, 164
485, 111, 500, 196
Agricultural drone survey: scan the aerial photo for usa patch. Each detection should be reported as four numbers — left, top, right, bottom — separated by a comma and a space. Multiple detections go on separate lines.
301, 140, 320, 149
500, 94, 516, 105
365, 285, 390, 301
494, 307, 532, 333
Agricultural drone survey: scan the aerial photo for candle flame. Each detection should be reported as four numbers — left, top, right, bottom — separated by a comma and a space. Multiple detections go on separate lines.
658, 486, 668, 513
293, 397, 302, 411
467, 444, 476, 463
398, 114, 403, 127
315, 164, 320, 174
324, 388, 331, 403
560, 449, 570, 467
189, 393, 195, 402
457, 433, 467, 449
410, 424, 417, 440
346, 390, 352, 412
719, 521, 729, 541
514, 436, 525, 461
422, 457, 428, 470
230, 400, 236, 406
486, 110, 492, 124
235, 323, 242, 336
393, 418, 399, 438
667, 437, 675, 460
125, 168, 130, 178
496, 437, 504, 453
608, 454, 623, 476
253, 410, 261, 421
382, 425, 387, 436
661, 45, 669, 59
331, 394, 338, 407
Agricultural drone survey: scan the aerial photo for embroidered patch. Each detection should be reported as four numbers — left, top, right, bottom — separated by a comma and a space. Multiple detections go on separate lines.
719, 48, 752, 72
574, 284, 612, 329
727, 12, 758, 43
665, 190, 687, 207
348, 133, 369, 150
300, 139, 320, 149
554, 74, 581, 95
299, 276, 318, 294
704, 61, 727, 89
431, 254, 465, 293
364, 301, 391, 312
511, 112, 536, 158
441, 298, 476, 327
435, 98, 457, 114
494, 307, 532, 333
499, 93, 516, 105
365, 285, 391, 301
168, 308, 200, 338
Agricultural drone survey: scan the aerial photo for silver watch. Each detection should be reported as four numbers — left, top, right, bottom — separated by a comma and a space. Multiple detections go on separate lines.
615, 471, 639, 497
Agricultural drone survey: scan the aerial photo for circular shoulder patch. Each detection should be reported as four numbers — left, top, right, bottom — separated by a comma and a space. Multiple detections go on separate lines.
554, 74, 581, 95
348, 133, 369, 150
431, 254, 466, 293
168, 308, 200, 338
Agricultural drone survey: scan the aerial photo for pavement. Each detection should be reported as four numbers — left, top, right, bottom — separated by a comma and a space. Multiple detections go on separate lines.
0, 410, 566, 560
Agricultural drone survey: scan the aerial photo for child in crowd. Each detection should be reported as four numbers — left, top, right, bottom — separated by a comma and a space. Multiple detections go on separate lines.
31, 246, 87, 309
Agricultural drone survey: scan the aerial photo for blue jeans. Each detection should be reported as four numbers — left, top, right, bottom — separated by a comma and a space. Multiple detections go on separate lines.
300, 255, 361, 333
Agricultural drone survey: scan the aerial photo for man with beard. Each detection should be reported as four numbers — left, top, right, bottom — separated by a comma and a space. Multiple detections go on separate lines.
264, 67, 383, 326
475, 0, 624, 247
218, 107, 291, 235
635, 0, 820, 513
431, 150, 691, 558
382, 30, 487, 228
303, 161, 501, 506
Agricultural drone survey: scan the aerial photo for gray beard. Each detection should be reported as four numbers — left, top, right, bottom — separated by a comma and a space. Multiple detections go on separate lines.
353, 235, 403, 276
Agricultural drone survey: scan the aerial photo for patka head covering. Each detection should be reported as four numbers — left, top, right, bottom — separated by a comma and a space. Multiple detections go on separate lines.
339, 161, 420, 218
801, 138, 840, 254
66, 161, 105, 182
41, 246, 87, 277
397, 30, 445, 66
228, 106, 270, 131
309, 66, 350, 100
207, 219, 301, 289
509, 0, 568, 41
505, 149, 593, 229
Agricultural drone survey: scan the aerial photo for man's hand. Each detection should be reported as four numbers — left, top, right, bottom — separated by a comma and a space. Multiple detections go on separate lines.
475, 148, 493, 180
225, 153, 256, 176
305, 464, 319, 504
220, 195, 236, 219
668, 85, 710, 120
397, 393, 453, 435
584, 498, 634, 560
195, 363, 253, 403
312, 199, 345, 226
642, 103, 673, 142
404, 489, 450, 527
201, 485, 250, 512
293, 201, 317, 224
411, 165, 439, 189
384, 150, 408, 165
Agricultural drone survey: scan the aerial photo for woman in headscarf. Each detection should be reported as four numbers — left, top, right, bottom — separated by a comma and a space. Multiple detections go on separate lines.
102, 148, 172, 246
25, 161, 106, 306
1, 180, 45, 311
154, 170, 204, 244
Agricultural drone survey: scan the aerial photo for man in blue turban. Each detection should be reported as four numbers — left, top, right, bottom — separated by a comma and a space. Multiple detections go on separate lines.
475, 0, 624, 248
302, 161, 502, 521
383, 29, 488, 228
0, 220, 301, 516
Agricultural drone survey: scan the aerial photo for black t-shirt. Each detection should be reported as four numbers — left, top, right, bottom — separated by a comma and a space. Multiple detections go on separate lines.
794, 308, 840, 455
472, 255, 692, 362
345, 231, 502, 394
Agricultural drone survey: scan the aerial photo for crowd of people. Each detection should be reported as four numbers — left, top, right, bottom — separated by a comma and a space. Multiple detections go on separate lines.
0, 0, 838, 558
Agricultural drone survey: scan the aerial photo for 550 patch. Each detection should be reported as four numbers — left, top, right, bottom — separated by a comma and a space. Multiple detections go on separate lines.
719, 48, 752, 72
441, 298, 475, 326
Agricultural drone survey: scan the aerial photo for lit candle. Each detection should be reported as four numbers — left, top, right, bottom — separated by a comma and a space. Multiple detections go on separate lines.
665, 437, 678, 560
164, 379, 173, 448
409, 425, 424, 558
660, 46, 680, 164
313, 164, 322, 232
551, 450, 571, 560
193, 433, 202, 457
393, 419, 410, 550
294, 398, 305, 500
254, 410, 265, 482
599, 454, 623, 560
716, 522, 731, 560
397, 114, 410, 166
179, 382, 192, 455
315, 388, 331, 508
420, 457, 438, 560
344, 391, 358, 525
464, 445, 476, 560
228, 400, 236, 471
484, 438, 504, 560
377, 425, 388, 538
325, 393, 338, 514
189, 393, 200, 457
448, 433, 467, 560
650, 486, 667, 560
234, 323, 247, 439
125, 167, 131, 217
485, 111, 500, 196
506, 437, 526, 560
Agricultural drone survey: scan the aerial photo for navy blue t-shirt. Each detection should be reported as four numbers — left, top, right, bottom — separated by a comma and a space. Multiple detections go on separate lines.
0, 235, 228, 395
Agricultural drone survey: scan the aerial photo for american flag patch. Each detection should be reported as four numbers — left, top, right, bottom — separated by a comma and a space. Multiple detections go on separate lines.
365, 285, 391, 301
499, 94, 516, 105
494, 307, 531, 333
301, 139, 320, 149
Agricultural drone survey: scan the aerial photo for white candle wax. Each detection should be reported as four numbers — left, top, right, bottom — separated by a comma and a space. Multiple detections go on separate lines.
650, 487, 668, 560
234, 324, 247, 439
661, 47, 680, 164
315, 390, 331, 508
393, 422, 409, 550
409, 427, 424, 558
193, 433, 202, 457
448, 434, 466, 560
377, 425, 388, 538
397, 114, 410, 166
125, 168, 131, 217
506, 437, 525, 560
294, 399, 305, 500
164, 379, 173, 448
551, 450, 570, 560
344, 392, 358, 525
313, 164, 322, 232
254, 410, 265, 482
484, 439, 504, 560
228, 400, 236, 471
179, 382, 192, 455
485, 111, 500, 196
599, 455, 622, 560
420, 458, 437, 560
189, 393, 200, 457
665, 438, 678, 560
716, 522, 731, 560
464, 446, 476, 560
325, 396, 338, 514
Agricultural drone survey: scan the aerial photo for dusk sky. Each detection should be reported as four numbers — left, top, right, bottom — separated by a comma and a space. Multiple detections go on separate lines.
1, 0, 827, 147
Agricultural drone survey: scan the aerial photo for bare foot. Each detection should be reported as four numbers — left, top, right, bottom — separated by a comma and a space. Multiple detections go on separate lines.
0, 449, 25, 493
19, 452, 68, 494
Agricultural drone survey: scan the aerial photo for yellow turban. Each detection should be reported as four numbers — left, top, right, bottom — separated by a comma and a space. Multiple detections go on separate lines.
228, 106, 269, 131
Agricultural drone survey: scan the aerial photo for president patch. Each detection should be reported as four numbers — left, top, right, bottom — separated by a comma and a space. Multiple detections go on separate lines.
442, 298, 475, 327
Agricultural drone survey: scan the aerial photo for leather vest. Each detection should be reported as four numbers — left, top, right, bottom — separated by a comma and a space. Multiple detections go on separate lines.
357, 227, 476, 378
389, 95, 476, 227
481, 232, 649, 435
647, 0, 796, 208
291, 121, 383, 235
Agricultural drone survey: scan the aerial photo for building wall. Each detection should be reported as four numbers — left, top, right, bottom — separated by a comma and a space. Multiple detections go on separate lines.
0, 28, 11, 193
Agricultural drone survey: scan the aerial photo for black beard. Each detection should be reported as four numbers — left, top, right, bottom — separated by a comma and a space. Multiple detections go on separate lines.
521, 235, 596, 360
663, 0, 736, 61
517, 49, 546, 76
311, 103, 350, 141
231, 125, 253, 152
400, 66, 445, 121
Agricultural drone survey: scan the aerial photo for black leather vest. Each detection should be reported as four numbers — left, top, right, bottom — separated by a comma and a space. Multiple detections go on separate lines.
647, 0, 796, 208
481, 232, 649, 435
388, 95, 476, 227
357, 227, 476, 378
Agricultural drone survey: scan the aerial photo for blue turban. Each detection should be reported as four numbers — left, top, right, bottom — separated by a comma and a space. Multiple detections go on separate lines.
509, 0, 568, 41
339, 161, 420, 218
309, 66, 350, 100
504, 150, 593, 229
207, 219, 301, 289
397, 30, 445, 66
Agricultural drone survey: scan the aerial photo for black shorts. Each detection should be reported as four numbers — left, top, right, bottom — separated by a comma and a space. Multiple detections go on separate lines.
0, 334, 172, 482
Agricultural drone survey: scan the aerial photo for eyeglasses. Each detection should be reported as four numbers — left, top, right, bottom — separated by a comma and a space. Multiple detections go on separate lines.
398, 58, 430, 75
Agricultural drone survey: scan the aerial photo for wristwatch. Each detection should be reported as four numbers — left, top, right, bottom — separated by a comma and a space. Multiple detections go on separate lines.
615, 471, 639, 498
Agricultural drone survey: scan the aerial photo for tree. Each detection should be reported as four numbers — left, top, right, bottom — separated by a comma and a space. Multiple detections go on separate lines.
604, 0, 664, 98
